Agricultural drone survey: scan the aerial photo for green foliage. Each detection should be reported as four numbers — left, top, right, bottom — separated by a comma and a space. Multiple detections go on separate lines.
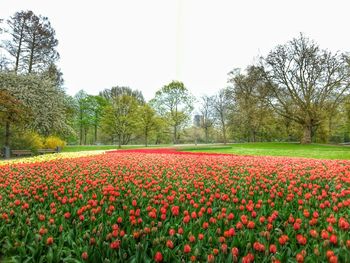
151, 81, 194, 143
327, 95, 350, 143
227, 66, 280, 142
73, 91, 107, 145
99, 86, 145, 104
101, 95, 141, 147
151, 116, 172, 145
0, 89, 28, 146
137, 104, 159, 146
0, 72, 72, 136
11, 131, 44, 151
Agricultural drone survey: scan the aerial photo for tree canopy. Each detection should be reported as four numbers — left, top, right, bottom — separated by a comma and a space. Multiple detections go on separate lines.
151, 81, 194, 144
261, 34, 350, 143
2, 10, 59, 74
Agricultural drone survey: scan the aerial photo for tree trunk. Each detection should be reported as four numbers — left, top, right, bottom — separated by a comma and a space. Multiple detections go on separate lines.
15, 21, 26, 73
205, 127, 209, 144
94, 111, 98, 144
79, 125, 82, 145
222, 122, 227, 145
28, 33, 36, 73
79, 107, 83, 145
118, 135, 121, 149
301, 124, 312, 144
124, 133, 131, 145
84, 127, 87, 145
4, 121, 10, 147
174, 125, 177, 144
145, 130, 148, 147
94, 124, 97, 144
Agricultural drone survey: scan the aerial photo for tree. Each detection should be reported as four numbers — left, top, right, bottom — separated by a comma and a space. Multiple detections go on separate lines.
86, 95, 107, 144
151, 81, 194, 144
199, 95, 215, 143
1, 11, 32, 73
23, 13, 59, 73
153, 117, 172, 145
227, 66, 277, 142
0, 89, 27, 147
62, 95, 78, 143
339, 95, 350, 142
1, 10, 59, 74
99, 86, 144, 146
74, 90, 91, 145
212, 88, 230, 144
261, 34, 350, 144
101, 95, 140, 148
100, 86, 145, 104
0, 72, 71, 137
138, 104, 159, 146
42, 63, 63, 87
0, 55, 10, 72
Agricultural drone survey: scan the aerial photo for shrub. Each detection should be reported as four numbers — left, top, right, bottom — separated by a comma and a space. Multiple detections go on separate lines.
11, 131, 44, 151
44, 136, 66, 149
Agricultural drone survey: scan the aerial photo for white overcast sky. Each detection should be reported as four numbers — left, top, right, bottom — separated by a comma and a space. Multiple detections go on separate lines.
1, 0, 350, 101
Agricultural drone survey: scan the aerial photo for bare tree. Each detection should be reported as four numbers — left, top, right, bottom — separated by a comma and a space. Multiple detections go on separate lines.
213, 88, 230, 144
199, 95, 214, 143
2, 11, 32, 73
99, 86, 145, 104
1, 10, 59, 74
228, 66, 275, 142
262, 34, 350, 143
24, 13, 59, 73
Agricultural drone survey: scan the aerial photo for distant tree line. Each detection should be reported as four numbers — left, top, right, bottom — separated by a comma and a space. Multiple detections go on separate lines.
1, 11, 350, 151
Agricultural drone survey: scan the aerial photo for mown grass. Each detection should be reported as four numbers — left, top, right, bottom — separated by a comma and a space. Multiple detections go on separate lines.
179, 142, 350, 160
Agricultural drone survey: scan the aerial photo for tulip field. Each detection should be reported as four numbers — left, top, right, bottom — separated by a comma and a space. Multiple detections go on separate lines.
0, 149, 350, 262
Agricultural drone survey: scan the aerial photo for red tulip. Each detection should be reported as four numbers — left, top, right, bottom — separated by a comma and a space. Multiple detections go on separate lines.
296, 253, 304, 263
154, 251, 163, 262
231, 247, 239, 257
46, 237, 54, 245
329, 234, 337, 245
166, 240, 174, 249
184, 244, 191, 253
269, 244, 277, 254
247, 221, 255, 229
64, 212, 71, 219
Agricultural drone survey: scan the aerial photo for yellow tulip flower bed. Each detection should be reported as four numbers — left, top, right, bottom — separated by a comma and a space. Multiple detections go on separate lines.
0, 150, 105, 166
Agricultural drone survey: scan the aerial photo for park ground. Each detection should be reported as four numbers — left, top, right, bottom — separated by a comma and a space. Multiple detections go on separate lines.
178, 142, 350, 160
1, 142, 350, 166
62, 142, 350, 160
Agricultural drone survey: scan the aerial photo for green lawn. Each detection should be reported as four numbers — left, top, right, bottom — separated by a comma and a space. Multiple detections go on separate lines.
179, 142, 350, 160
62, 143, 350, 160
